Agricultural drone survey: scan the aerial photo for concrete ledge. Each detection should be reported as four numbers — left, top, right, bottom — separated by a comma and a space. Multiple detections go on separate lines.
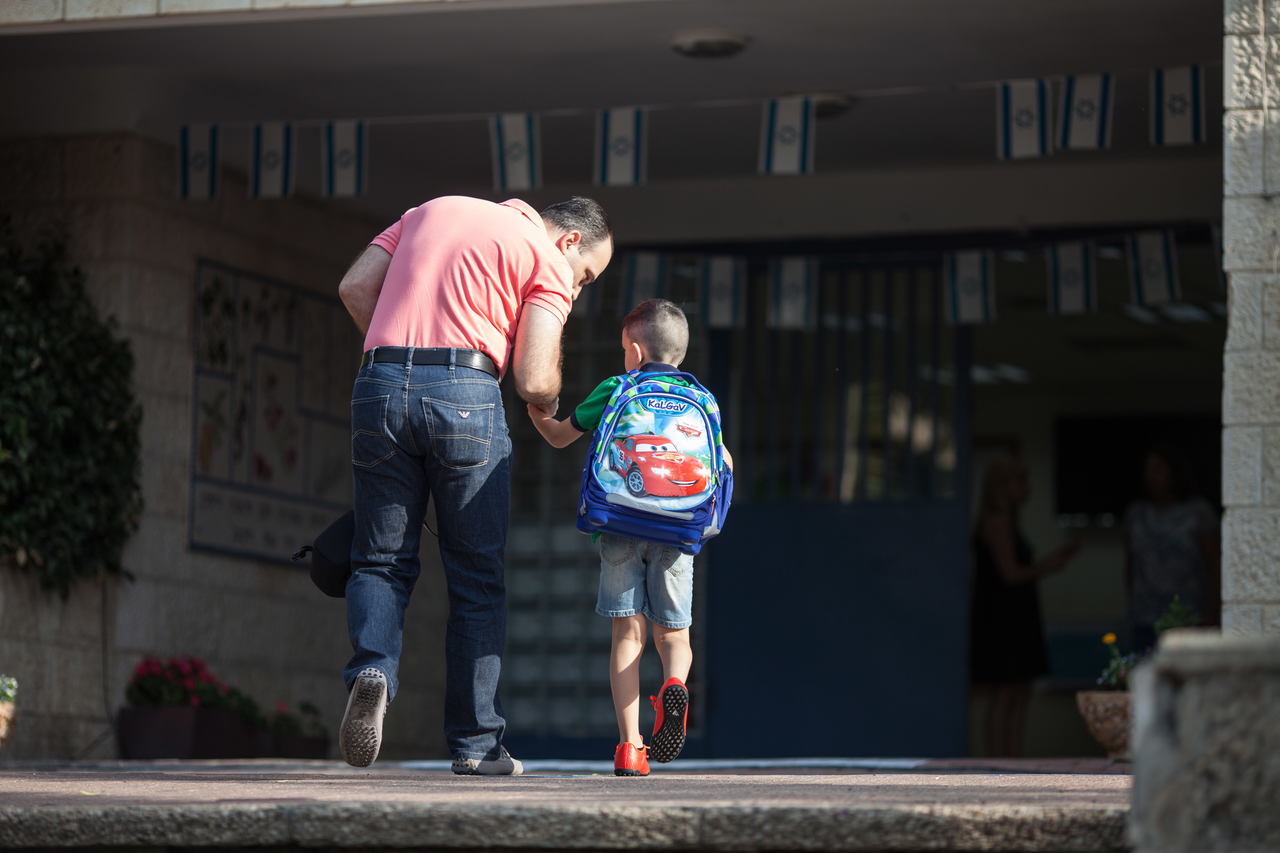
0, 801, 1128, 852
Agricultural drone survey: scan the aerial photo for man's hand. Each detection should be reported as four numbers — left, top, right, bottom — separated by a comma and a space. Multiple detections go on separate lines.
338, 246, 392, 334
529, 398, 559, 419
511, 303, 563, 407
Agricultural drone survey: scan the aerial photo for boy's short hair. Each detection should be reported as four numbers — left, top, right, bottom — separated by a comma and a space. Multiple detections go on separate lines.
623, 298, 688, 366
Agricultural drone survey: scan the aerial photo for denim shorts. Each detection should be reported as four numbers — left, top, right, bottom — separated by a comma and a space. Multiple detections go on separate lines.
595, 534, 694, 629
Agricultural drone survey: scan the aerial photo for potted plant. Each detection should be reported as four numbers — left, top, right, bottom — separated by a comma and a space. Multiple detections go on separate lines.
267, 701, 330, 759
117, 656, 263, 759
1076, 597, 1202, 759
0, 675, 16, 748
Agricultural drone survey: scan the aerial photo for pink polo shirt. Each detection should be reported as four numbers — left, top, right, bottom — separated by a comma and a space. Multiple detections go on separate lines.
363, 196, 574, 376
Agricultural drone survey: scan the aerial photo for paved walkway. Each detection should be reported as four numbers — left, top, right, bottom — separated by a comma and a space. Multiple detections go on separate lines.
0, 758, 1132, 852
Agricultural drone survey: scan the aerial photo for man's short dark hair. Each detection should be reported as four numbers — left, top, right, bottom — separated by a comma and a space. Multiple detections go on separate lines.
623, 298, 688, 366
540, 197, 613, 249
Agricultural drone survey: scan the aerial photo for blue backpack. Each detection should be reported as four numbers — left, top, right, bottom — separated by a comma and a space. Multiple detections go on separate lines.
576, 369, 733, 555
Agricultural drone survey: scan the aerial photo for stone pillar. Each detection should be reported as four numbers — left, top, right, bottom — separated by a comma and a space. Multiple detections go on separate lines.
1222, 0, 1280, 636
1129, 631, 1280, 851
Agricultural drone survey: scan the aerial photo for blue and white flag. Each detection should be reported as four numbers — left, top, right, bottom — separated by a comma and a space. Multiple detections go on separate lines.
945, 251, 996, 324
322, 120, 366, 197
767, 257, 818, 330
621, 252, 667, 313
1059, 73, 1113, 150
250, 122, 294, 199
1151, 66, 1205, 146
702, 256, 746, 329
1127, 231, 1180, 306
1046, 241, 1097, 315
997, 80, 1051, 159
178, 123, 219, 200
759, 97, 815, 176
596, 107, 646, 187
491, 112, 540, 191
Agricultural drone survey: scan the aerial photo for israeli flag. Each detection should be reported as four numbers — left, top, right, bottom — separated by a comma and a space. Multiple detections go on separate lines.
596, 107, 646, 187
491, 113, 540, 191
759, 97, 814, 176
621, 252, 667, 313
178, 123, 219, 200
945, 251, 995, 324
702, 256, 746, 329
767, 257, 817, 330
250, 122, 294, 199
322, 120, 366, 197
1127, 231, 1180, 306
1046, 242, 1097, 315
1151, 66, 1204, 146
1059, 73, 1113, 150
997, 80, 1051, 159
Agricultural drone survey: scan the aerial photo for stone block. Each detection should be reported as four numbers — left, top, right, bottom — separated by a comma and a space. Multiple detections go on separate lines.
0, 0, 63, 23
251, 0, 346, 8
1222, 508, 1280, 601
1222, 602, 1265, 635
139, 448, 189, 521
1266, 604, 1280, 634
65, 0, 156, 19
1224, 109, 1265, 197
1226, 273, 1265, 351
1223, 350, 1280, 424
63, 137, 142, 200
1222, 196, 1279, 273
1223, 426, 1263, 506
1265, 426, 1280, 507
1225, 35, 1269, 109
1131, 631, 1280, 851
1226, 0, 1263, 34
1267, 111, 1280, 195
160, 0, 250, 12
129, 332, 192, 398
1261, 276, 1280, 349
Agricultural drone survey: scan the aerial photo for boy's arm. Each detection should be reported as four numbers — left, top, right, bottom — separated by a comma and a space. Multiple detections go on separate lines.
527, 404, 584, 448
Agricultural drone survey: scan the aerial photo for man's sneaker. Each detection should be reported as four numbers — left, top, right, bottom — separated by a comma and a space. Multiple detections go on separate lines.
613, 742, 650, 777
649, 677, 689, 764
451, 746, 524, 776
339, 668, 388, 768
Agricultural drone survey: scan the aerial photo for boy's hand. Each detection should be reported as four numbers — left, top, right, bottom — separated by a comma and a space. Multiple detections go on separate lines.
528, 398, 558, 419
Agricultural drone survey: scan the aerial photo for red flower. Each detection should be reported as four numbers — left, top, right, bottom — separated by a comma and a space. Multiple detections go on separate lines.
176, 659, 193, 676
189, 695, 200, 707
183, 678, 196, 691
276, 702, 289, 714
190, 658, 207, 673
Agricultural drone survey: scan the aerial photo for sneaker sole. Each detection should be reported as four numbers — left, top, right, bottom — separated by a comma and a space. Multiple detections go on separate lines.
614, 767, 648, 777
339, 674, 386, 768
650, 683, 688, 764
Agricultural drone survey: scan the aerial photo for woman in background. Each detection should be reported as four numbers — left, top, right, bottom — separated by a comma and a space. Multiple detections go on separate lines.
970, 455, 1080, 757
1124, 443, 1220, 652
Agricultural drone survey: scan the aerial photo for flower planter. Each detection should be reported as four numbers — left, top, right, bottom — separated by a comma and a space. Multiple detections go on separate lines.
1075, 690, 1131, 759
116, 706, 257, 759
0, 703, 15, 748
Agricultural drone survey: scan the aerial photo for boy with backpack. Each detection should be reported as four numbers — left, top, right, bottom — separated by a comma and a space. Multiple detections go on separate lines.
527, 298, 733, 777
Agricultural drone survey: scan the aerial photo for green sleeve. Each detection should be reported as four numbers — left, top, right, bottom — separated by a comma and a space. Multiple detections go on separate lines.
571, 376, 622, 433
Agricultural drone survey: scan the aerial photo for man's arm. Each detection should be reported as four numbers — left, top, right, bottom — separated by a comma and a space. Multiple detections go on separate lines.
338, 245, 392, 334
511, 302, 563, 410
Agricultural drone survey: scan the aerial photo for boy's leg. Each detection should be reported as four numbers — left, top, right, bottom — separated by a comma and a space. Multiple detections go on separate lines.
651, 624, 692, 684
609, 614, 648, 746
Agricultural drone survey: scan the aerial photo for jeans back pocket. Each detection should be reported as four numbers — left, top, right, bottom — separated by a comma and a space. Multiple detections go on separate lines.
423, 398, 495, 469
351, 395, 396, 469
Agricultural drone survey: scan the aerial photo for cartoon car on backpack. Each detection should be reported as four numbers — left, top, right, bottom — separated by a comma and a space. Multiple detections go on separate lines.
610, 434, 710, 498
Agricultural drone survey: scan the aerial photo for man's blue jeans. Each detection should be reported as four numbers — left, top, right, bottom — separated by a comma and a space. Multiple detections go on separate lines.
343, 354, 511, 761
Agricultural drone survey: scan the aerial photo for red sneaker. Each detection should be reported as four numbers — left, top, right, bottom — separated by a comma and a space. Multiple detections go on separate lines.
613, 742, 650, 777
649, 677, 689, 763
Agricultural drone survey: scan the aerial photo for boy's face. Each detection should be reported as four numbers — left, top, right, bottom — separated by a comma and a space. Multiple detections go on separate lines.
621, 328, 644, 372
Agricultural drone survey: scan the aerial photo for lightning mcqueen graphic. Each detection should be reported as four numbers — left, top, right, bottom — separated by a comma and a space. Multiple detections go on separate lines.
610, 434, 710, 498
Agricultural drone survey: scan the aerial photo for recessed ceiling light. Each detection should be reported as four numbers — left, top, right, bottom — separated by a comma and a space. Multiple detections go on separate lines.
670, 29, 750, 59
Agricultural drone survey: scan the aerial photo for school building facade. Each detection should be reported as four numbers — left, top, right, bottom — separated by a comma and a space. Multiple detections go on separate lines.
0, 0, 1273, 761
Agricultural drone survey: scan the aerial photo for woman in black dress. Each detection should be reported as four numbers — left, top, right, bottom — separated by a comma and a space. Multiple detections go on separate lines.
970, 455, 1079, 756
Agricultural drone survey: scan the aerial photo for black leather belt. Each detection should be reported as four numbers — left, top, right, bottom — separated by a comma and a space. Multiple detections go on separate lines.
361, 347, 498, 378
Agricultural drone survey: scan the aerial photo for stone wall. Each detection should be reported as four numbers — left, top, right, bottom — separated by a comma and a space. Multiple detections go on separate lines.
0, 133, 449, 760
1130, 630, 1280, 851
1221, 0, 1280, 637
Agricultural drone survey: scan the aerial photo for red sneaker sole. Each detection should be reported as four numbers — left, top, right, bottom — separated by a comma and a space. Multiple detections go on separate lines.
650, 683, 688, 763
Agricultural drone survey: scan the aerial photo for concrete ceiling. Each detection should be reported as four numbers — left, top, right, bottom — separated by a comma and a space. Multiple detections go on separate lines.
0, 0, 1223, 225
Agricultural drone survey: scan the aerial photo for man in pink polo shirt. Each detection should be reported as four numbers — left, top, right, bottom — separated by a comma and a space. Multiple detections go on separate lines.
335, 196, 613, 773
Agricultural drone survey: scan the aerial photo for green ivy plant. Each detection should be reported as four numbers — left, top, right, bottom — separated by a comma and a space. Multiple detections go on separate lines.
0, 217, 143, 598
0, 675, 16, 704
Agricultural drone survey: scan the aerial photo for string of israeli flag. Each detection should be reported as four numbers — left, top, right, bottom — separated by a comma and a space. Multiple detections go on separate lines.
594, 227, 1203, 328
178, 63, 1208, 199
